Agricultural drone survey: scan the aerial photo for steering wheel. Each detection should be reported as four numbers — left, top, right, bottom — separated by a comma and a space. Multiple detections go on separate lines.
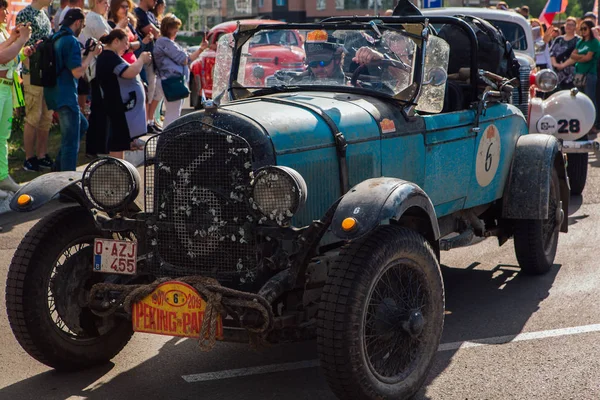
350, 58, 411, 87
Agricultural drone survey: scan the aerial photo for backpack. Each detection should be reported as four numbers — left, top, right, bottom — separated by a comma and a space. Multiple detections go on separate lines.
438, 15, 521, 81
29, 31, 69, 87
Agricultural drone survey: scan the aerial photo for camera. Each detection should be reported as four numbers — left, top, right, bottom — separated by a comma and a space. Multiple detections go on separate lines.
83, 37, 100, 56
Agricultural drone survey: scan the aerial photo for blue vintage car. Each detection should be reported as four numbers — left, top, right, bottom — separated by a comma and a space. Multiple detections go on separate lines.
6, 13, 569, 400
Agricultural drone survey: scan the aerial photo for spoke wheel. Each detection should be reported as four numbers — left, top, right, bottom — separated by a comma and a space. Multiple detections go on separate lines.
364, 261, 429, 384
317, 226, 444, 399
6, 206, 133, 370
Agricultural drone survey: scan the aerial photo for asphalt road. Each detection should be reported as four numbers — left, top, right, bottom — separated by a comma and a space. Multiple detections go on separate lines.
2, 135, 600, 399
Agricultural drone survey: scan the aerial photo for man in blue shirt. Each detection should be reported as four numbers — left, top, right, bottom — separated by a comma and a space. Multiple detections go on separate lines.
44, 8, 101, 171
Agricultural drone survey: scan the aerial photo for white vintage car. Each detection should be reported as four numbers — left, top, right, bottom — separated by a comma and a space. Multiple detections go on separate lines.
424, 7, 597, 194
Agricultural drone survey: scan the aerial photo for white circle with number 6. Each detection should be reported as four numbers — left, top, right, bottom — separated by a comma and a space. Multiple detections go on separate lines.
476, 125, 501, 187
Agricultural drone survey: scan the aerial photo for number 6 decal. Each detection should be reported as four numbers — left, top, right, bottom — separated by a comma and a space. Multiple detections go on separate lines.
557, 119, 580, 134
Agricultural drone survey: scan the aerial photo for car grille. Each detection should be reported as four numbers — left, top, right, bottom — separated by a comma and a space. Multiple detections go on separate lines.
512, 63, 530, 117
144, 120, 257, 284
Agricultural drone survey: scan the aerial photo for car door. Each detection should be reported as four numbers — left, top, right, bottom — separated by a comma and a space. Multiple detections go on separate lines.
420, 110, 478, 217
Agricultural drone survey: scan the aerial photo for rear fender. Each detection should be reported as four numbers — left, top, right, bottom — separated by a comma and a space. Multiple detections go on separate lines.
330, 177, 440, 243
502, 134, 569, 232
10, 172, 86, 212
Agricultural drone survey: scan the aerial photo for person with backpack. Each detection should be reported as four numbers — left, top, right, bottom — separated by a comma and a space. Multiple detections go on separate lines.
16, 0, 54, 172
44, 8, 102, 171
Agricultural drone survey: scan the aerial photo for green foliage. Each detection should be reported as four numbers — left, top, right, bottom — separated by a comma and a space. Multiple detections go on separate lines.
173, 0, 198, 29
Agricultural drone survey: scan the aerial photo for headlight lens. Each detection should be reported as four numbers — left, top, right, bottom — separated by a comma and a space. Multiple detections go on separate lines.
250, 166, 307, 225
535, 69, 558, 92
82, 157, 141, 211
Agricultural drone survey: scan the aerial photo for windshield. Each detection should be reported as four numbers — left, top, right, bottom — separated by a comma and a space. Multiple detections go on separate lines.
487, 19, 528, 51
229, 24, 423, 100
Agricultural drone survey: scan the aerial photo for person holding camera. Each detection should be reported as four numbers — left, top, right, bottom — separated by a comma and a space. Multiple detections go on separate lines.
44, 8, 102, 171
96, 28, 151, 159
0, 4, 32, 196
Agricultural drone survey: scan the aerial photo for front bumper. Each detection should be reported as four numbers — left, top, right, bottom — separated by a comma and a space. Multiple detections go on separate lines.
561, 139, 600, 153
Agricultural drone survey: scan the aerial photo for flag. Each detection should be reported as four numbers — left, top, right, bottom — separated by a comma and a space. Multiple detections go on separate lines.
595, 0, 599, 19
539, 0, 568, 26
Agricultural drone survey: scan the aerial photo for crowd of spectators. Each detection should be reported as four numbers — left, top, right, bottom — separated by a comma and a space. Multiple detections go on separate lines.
0, 0, 208, 198
495, 5, 600, 131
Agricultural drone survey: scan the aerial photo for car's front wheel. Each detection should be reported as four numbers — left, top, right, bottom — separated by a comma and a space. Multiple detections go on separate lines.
317, 225, 444, 399
5, 206, 133, 370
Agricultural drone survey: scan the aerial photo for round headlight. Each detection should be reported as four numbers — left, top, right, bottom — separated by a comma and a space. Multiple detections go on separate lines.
82, 157, 141, 211
250, 166, 307, 225
535, 69, 558, 92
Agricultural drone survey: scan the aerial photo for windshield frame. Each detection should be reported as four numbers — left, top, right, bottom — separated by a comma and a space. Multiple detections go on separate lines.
225, 16, 479, 109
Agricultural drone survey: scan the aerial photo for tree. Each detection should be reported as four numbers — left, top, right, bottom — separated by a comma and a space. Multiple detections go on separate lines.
174, 0, 198, 30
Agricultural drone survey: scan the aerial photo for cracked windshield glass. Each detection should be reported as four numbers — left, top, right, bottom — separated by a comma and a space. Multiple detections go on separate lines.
216, 25, 421, 99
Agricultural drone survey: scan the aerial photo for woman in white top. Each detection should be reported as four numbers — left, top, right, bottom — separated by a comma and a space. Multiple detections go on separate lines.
0, 0, 31, 196
81, 0, 112, 156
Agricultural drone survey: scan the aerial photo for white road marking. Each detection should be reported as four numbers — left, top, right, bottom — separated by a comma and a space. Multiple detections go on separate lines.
182, 359, 321, 383
182, 324, 600, 383
437, 323, 600, 352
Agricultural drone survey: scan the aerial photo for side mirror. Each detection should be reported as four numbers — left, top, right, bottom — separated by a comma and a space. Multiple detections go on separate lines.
423, 67, 447, 86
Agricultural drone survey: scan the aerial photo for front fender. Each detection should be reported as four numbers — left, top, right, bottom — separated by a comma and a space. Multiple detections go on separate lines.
10, 172, 84, 212
502, 134, 569, 232
330, 177, 440, 241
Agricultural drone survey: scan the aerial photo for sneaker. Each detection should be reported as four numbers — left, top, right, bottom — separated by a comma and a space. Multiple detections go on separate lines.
147, 124, 162, 134
38, 154, 54, 169
23, 157, 40, 172
0, 175, 20, 193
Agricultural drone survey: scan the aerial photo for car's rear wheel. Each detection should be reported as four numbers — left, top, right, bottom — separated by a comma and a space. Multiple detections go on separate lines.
317, 225, 444, 399
5, 206, 133, 370
566, 152, 588, 195
513, 168, 562, 275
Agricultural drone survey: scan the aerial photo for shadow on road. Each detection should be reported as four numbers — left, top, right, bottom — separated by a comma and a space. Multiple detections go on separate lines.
0, 262, 560, 400
416, 261, 560, 399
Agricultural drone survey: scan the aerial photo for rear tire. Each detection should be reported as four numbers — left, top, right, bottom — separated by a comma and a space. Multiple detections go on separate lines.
566, 152, 588, 195
513, 168, 561, 275
5, 206, 133, 370
317, 226, 444, 400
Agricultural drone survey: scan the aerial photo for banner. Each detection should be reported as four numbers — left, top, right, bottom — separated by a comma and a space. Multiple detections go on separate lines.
539, 0, 568, 26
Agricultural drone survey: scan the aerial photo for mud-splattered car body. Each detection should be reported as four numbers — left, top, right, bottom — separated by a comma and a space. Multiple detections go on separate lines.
7, 14, 570, 400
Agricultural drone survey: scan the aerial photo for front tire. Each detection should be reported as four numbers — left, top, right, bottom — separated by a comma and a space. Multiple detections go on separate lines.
513, 168, 561, 275
566, 152, 588, 195
317, 226, 444, 400
5, 206, 133, 370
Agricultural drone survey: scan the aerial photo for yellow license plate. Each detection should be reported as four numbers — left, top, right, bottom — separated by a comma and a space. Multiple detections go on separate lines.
132, 281, 223, 339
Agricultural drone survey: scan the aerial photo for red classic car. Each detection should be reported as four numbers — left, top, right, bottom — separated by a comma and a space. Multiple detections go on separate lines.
189, 19, 306, 109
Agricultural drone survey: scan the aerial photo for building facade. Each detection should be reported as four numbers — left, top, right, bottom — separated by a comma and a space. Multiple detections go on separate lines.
187, 0, 494, 29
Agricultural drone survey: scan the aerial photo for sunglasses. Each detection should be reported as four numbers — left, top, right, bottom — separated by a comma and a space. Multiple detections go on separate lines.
581, 28, 589, 31
120, 4, 129, 9
308, 58, 333, 68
